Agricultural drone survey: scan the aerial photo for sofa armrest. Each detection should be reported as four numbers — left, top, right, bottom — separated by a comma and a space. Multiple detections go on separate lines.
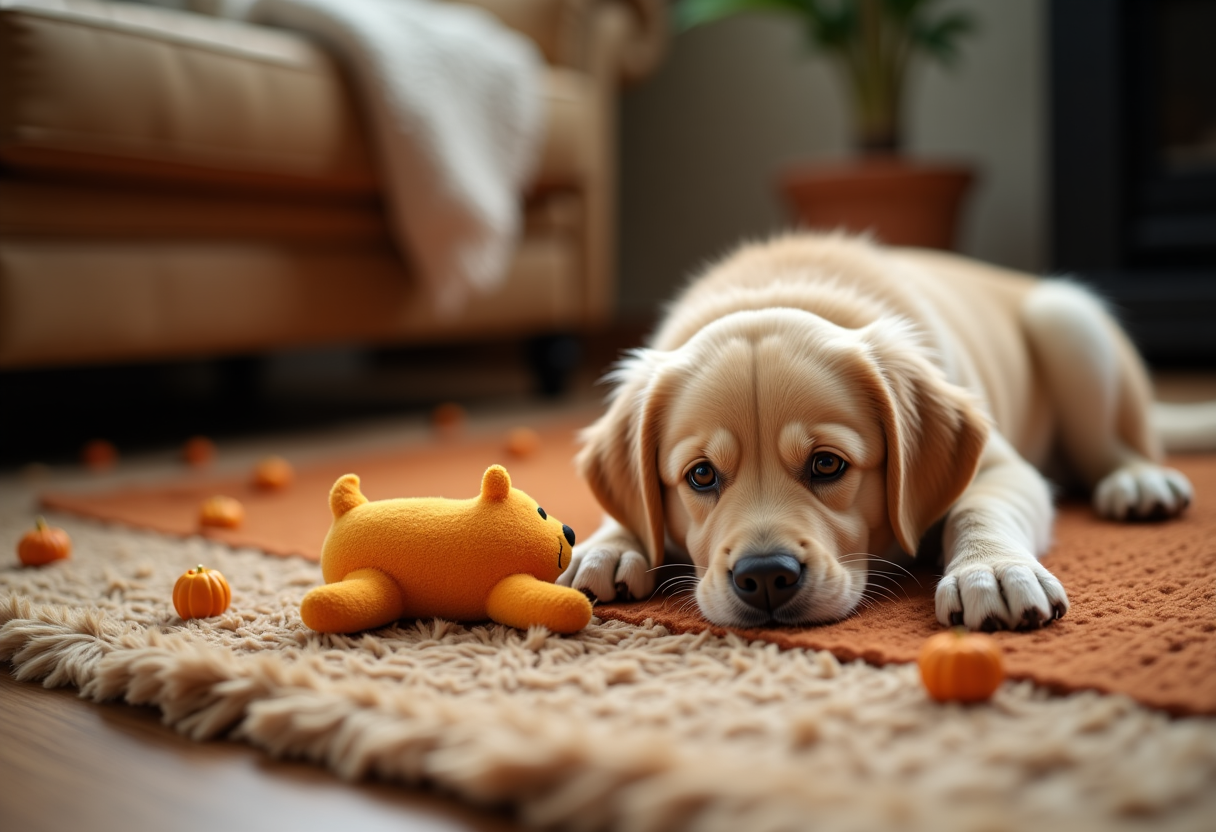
450, 0, 665, 82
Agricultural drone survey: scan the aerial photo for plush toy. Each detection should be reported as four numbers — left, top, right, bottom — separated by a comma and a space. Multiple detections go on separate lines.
300, 465, 591, 634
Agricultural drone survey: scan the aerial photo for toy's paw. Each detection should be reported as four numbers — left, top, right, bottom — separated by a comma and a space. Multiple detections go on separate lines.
557, 536, 655, 603
300, 568, 406, 633
487, 574, 592, 634
936, 552, 1068, 632
1094, 463, 1192, 521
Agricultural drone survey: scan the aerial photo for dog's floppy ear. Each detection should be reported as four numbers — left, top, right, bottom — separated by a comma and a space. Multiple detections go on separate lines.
858, 320, 990, 555
576, 349, 672, 566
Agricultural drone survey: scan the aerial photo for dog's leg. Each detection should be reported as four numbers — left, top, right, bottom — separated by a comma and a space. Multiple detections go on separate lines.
1022, 282, 1192, 519
555, 515, 655, 602
936, 433, 1068, 631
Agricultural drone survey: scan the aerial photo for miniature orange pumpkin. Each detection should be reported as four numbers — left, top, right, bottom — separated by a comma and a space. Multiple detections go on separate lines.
199, 495, 244, 528
182, 436, 216, 467
17, 516, 72, 566
251, 456, 294, 490
431, 402, 466, 435
504, 426, 541, 458
173, 564, 231, 619
81, 439, 118, 471
918, 629, 1005, 704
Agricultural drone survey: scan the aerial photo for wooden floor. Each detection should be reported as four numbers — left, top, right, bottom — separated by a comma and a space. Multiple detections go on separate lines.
0, 334, 645, 832
0, 669, 518, 832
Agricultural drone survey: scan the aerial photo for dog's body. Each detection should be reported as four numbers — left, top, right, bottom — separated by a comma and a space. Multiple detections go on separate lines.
560, 233, 1215, 630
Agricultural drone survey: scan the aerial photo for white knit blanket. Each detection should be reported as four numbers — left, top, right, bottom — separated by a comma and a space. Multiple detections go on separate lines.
244, 0, 545, 312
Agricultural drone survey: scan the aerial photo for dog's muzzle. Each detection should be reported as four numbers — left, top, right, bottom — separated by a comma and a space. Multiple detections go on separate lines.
729, 554, 804, 613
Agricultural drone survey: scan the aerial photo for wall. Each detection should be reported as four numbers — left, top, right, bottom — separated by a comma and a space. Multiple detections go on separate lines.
616, 0, 1047, 319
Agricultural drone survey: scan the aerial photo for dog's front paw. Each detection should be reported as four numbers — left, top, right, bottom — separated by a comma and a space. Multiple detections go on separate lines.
936, 555, 1068, 632
1094, 463, 1192, 521
556, 537, 655, 603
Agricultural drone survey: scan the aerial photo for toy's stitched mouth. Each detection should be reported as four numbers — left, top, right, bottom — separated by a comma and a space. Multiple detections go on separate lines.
556, 536, 564, 570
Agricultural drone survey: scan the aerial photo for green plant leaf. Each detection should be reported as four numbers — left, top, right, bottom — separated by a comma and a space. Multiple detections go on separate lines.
674, 0, 806, 31
798, 0, 857, 50
882, 0, 937, 22
670, 0, 978, 154
910, 10, 976, 66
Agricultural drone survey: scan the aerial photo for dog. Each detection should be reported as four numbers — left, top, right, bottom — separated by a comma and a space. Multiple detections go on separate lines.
557, 232, 1216, 631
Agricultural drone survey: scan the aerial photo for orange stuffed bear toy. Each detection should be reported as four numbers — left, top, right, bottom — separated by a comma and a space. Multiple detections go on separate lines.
300, 465, 592, 634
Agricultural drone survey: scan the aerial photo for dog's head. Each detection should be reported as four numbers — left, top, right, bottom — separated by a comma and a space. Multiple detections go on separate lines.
578, 308, 988, 627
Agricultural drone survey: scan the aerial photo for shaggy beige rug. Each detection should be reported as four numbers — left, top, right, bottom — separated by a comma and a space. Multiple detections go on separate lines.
3, 451, 1216, 831
41, 415, 1216, 716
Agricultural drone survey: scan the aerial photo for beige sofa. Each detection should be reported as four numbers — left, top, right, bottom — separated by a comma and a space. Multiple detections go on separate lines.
0, 0, 665, 370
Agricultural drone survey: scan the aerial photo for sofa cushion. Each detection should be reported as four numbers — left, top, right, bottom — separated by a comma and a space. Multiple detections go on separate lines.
0, 175, 583, 240
0, 0, 591, 193
0, 235, 581, 367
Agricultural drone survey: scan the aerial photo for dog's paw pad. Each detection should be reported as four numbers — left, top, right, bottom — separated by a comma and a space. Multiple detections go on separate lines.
980, 616, 1004, 633
1094, 464, 1193, 521
1018, 607, 1046, 630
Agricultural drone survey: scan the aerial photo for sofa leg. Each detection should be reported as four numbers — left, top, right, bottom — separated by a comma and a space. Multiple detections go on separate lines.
527, 334, 581, 397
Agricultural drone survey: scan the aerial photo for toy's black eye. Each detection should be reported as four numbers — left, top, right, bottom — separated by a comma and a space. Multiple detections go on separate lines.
807, 452, 847, 481
687, 463, 719, 492
537, 507, 548, 520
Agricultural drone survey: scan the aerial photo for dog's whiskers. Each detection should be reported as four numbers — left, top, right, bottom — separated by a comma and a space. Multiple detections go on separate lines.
862, 583, 902, 603
647, 563, 706, 575
675, 595, 701, 615
854, 595, 880, 614
862, 578, 911, 605
835, 551, 917, 605
663, 581, 701, 615
839, 551, 922, 589
657, 575, 700, 595
864, 570, 917, 589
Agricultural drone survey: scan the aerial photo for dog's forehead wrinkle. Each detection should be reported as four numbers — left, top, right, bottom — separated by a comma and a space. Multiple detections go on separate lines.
663, 429, 740, 482
778, 422, 815, 466
705, 428, 740, 469
755, 351, 876, 444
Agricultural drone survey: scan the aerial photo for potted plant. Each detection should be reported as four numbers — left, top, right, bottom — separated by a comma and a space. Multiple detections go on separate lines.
676, 0, 978, 249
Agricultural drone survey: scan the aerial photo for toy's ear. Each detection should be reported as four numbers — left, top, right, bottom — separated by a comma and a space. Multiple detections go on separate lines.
857, 319, 990, 554
481, 465, 512, 502
330, 474, 368, 519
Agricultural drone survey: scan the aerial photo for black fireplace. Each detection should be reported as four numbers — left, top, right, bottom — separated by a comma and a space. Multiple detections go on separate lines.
1051, 0, 1216, 364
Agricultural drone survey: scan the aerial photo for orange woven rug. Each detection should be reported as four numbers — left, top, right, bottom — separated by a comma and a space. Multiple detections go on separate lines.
41, 416, 1216, 716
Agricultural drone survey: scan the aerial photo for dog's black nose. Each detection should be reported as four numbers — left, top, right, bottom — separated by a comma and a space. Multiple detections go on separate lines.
730, 554, 804, 612
562, 524, 575, 547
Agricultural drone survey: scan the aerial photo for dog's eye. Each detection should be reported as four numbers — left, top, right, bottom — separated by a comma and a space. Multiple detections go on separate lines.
537, 507, 548, 520
808, 452, 847, 481
687, 463, 719, 492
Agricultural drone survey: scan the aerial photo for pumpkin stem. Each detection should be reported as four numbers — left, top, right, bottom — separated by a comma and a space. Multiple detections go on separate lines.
35, 516, 48, 531
195, 564, 206, 574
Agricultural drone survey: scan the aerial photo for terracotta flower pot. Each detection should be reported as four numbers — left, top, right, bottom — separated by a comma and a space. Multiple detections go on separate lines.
778, 156, 975, 250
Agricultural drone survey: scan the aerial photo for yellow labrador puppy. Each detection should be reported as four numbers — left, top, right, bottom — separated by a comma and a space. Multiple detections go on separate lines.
559, 233, 1215, 631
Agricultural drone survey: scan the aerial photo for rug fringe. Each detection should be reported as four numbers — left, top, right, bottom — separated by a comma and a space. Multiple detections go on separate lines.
1, 594, 120, 689
4, 587, 1216, 832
